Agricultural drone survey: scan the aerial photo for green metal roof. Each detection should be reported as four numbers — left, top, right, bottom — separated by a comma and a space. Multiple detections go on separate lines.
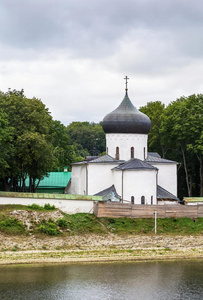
25, 172, 71, 188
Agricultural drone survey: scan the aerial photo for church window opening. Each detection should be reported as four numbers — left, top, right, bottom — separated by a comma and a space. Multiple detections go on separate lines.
144, 147, 146, 159
116, 147, 119, 160
141, 196, 145, 205
151, 196, 153, 205
107, 147, 108, 154
131, 147, 134, 159
131, 196, 134, 204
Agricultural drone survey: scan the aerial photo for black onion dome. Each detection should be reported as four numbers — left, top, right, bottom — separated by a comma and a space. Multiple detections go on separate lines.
102, 92, 151, 134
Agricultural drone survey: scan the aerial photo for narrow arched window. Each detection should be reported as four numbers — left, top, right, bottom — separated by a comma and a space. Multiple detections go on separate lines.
144, 147, 146, 159
131, 147, 134, 159
141, 196, 145, 205
151, 196, 153, 205
131, 196, 134, 205
116, 147, 119, 160
106, 147, 108, 155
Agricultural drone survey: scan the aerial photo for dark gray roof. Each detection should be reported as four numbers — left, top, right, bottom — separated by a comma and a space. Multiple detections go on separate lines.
95, 185, 121, 201
146, 155, 177, 164
114, 158, 158, 171
89, 154, 122, 164
148, 152, 161, 158
71, 160, 87, 165
102, 92, 151, 134
85, 156, 100, 162
157, 185, 179, 201
72, 154, 122, 165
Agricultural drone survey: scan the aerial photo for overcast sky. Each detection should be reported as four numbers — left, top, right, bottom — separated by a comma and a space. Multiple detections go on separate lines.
1, 0, 203, 125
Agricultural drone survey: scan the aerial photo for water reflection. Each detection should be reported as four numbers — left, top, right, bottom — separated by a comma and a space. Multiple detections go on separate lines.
0, 260, 202, 300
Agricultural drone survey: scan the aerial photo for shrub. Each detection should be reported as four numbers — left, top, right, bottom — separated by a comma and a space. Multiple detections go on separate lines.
28, 203, 44, 211
57, 218, 69, 229
38, 219, 59, 236
0, 216, 26, 235
44, 203, 55, 210
28, 203, 56, 211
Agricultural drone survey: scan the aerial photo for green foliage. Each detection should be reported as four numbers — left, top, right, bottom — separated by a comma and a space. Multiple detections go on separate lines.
0, 89, 54, 192
0, 216, 26, 235
66, 122, 105, 160
157, 217, 203, 234
28, 203, 44, 211
51, 120, 74, 171
44, 203, 56, 210
0, 206, 202, 236
139, 101, 165, 156
140, 95, 203, 198
28, 203, 56, 211
64, 213, 105, 233
161, 94, 203, 197
0, 109, 14, 178
57, 214, 203, 235
38, 219, 60, 236
103, 217, 155, 234
57, 217, 69, 228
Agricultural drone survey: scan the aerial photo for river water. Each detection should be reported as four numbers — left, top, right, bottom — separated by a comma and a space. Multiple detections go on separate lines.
0, 260, 202, 300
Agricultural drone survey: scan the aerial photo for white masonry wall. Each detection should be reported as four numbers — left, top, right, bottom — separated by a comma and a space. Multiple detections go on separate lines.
0, 195, 99, 214
150, 163, 177, 196
69, 164, 87, 195
113, 169, 157, 204
106, 133, 148, 161
87, 163, 118, 195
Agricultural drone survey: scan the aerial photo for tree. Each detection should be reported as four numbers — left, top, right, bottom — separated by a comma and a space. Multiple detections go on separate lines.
51, 120, 74, 171
66, 122, 106, 158
139, 101, 165, 156
0, 109, 14, 179
161, 94, 203, 197
0, 89, 54, 192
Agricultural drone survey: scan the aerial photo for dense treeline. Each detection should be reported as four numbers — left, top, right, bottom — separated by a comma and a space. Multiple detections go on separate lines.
140, 94, 203, 198
0, 90, 105, 192
0, 89, 202, 198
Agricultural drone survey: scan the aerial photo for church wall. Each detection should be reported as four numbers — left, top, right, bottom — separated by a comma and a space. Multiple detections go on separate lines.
70, 164, 87, 195
112, 170, 122, 197
106, 133, 148, 161
150, 163, 177, 196
113, 169, 157, 204
87, 163, 118, 195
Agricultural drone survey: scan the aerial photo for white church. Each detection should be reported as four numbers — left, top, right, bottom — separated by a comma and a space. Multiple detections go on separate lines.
68, 78, 179, 205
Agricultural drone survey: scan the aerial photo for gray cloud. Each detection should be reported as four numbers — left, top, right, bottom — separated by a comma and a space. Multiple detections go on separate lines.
1, 0, 203, 58
0, 0, 203, 124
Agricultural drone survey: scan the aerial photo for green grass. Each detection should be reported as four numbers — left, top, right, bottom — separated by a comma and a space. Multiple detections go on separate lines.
0, 216, 26, 235
0, 205, 203, 236
0, 204, 56, 214
63, 213, 105, 234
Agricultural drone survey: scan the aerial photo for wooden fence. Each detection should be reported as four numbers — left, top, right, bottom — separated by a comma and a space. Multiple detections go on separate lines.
94, 202, 203, 219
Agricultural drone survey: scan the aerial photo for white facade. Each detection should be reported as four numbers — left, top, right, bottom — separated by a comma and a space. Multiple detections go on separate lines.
113, 169, 157, 204
70, 164, 87, 195
150, 163, 177, 196
106, 133, 148, 161
88, 163, 118, 195
69, 162, 119, 196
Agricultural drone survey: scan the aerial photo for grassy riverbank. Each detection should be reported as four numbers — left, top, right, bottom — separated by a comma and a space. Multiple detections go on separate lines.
0, 205, 203, 264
